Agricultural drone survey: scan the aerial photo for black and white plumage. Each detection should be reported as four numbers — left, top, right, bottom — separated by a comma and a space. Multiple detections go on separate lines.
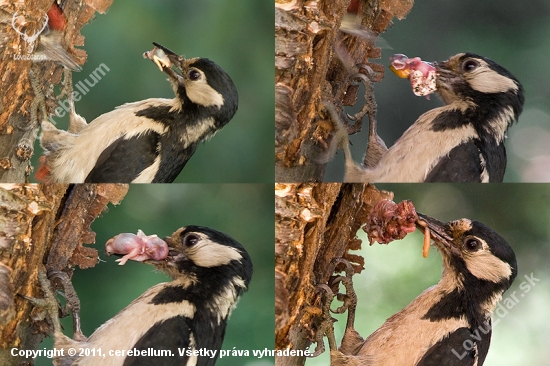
343, 53, 524, 182
338, 214, 517, 365
39, 43, 238, 183
48, 226, 253, 366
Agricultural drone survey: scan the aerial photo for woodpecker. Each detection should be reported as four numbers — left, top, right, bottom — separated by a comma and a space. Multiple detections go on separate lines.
35, 226, 253, 366
35, 1, 82, 71
337, 53, 524, 182
317, 213, 517, 365
38, 42, 238, 183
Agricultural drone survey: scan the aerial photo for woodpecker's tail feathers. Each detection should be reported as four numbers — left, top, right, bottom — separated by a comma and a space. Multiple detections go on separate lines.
67, 99, 87, 134
36, 121, 76, 182
35, 31, 82, 71
35, 156, 51, 182
363, 134, 388, 169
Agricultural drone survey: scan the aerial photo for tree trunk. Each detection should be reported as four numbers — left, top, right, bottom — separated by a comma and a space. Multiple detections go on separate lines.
275, 182, 392, 366
0, 183, 127, 365
0, 0, 113, 183
275, 0, 414, 182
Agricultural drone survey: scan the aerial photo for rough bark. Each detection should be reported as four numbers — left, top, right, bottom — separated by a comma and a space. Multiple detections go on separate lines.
275, 182, 393, 366
0, 0, 113, 183
275, 0, 414, 182
0, 183, 127, 365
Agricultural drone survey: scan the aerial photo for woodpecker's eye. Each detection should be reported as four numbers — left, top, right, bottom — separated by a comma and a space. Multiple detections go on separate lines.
465, 238, 482, 251
188, 69, 201, 81
462, 59, 479, 72
183, 233, 199, 247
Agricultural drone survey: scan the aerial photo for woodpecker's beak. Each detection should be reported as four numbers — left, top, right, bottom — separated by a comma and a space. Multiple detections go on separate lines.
143, 42, 185, 79
433, 60, 455, 90
152, 42, 184, 65
416, 213, 461, 257
145, 235, 188, 269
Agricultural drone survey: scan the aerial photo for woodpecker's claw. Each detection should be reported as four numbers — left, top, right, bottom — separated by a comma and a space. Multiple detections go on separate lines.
21, 271, 63, 335
310, 284, 338, 357
328, 258, 358, 329
343, 72, 374, 135
47, 270, 86, 341
311, 258, 359, 357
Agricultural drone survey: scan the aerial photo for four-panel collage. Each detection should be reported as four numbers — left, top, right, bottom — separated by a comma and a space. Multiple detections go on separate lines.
0, 1, 549, 366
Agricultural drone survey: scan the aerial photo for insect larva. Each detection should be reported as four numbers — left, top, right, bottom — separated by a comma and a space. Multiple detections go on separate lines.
417, 219, 430, 258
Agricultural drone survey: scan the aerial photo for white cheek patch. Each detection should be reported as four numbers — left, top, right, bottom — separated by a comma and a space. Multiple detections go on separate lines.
188, 238, 243, 268
465, 250, 513, 283
185, 77, 224, 108
466, 63, 518, 94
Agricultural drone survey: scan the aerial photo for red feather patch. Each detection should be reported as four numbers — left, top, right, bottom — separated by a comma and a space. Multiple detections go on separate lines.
47, 3, 67, 31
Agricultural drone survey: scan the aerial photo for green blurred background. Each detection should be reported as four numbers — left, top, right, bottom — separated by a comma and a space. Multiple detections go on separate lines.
36, 184, 274, 366
31, 0, 274, 183
307, 184, 550, 365
325, 0, 550, 182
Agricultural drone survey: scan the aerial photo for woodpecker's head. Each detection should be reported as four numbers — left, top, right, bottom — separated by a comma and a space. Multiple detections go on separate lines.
149, 226, 253, 299
146, 42, 238, 127
435, 53, 524, 122
417, 214, 517, 302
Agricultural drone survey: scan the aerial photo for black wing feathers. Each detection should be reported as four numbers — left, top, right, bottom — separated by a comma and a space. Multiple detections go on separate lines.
425, 141, 483, 182
85, 132, 159, 183
417, 327, 485, 366
152, 141, 198, 183
123, 316, 191, 366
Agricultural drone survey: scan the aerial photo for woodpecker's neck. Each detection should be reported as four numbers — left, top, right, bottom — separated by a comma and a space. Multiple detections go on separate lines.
177, 262, 249, 322
425, 261, 510, 330
462, 103, 515, 144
